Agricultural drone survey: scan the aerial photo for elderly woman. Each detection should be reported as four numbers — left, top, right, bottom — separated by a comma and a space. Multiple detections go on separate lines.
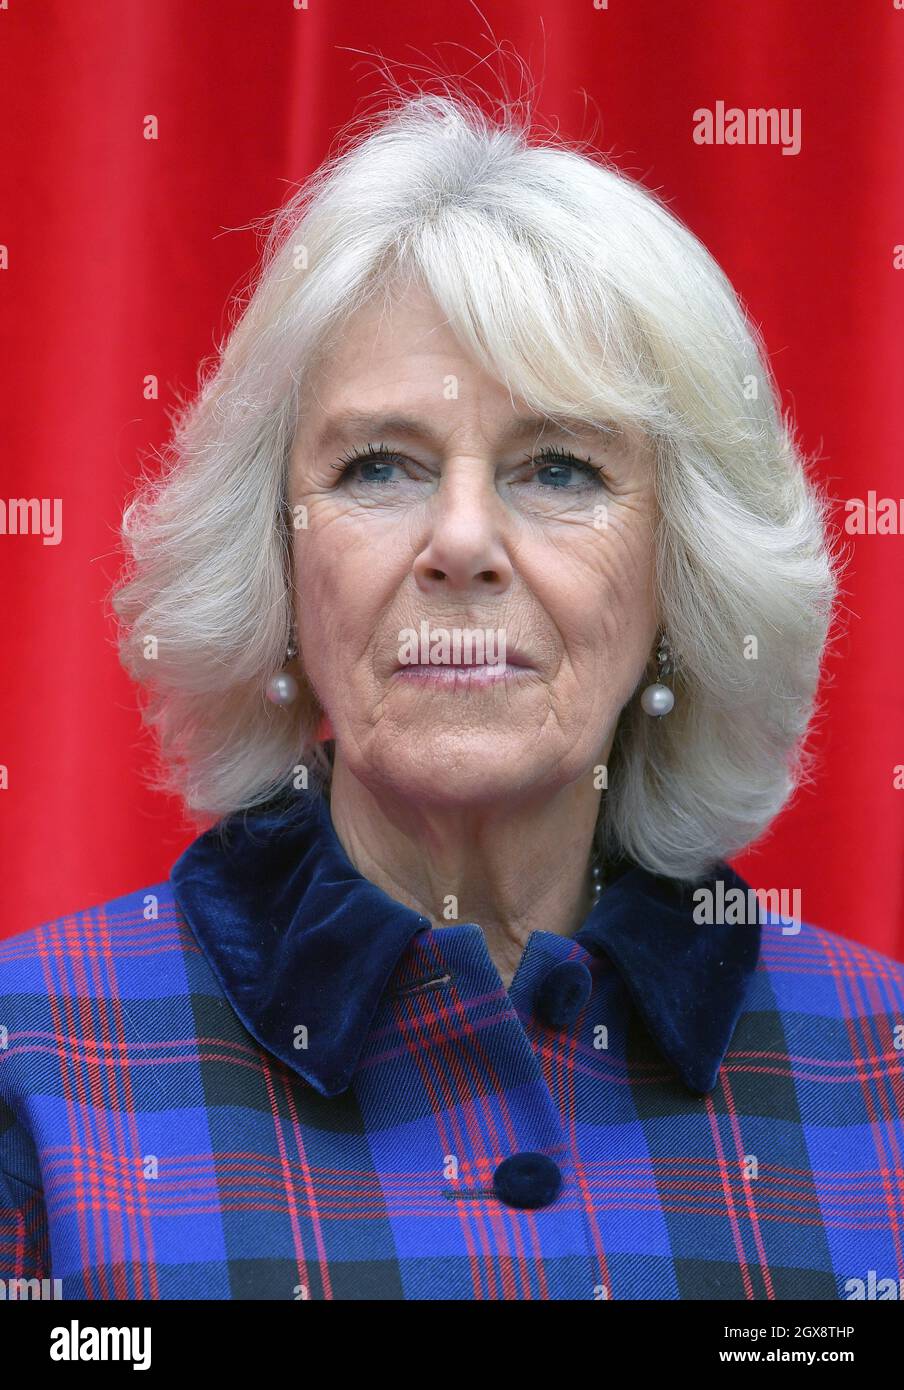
2, 90, 902, 1304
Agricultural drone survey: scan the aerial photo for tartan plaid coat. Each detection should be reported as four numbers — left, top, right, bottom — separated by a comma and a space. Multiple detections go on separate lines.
1, 790, 902, 1301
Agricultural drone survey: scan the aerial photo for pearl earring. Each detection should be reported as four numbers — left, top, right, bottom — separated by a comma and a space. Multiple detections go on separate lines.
265, 638, 299, 707
640, 632, 675, 718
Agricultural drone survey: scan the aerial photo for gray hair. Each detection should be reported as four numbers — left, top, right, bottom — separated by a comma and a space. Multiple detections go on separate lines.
111, 87, 840, 880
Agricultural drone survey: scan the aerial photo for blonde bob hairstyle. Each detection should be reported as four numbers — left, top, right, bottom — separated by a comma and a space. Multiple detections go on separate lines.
112, 86, 839, 882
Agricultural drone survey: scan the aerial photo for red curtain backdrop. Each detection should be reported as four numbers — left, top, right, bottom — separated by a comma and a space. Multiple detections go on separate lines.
1, 0, 902, 955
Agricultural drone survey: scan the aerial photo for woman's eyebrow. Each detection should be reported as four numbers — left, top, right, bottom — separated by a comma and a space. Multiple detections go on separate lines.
315, 410, 615, 450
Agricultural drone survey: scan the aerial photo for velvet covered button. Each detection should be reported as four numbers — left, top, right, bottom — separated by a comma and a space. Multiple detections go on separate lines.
492, 1152, 562, 1209
535, 959, 593, 1029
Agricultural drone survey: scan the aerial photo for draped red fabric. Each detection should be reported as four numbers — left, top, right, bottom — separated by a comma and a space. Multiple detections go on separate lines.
1, 0, 902, 954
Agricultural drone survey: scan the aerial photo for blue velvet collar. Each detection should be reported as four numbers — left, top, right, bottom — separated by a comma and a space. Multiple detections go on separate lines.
170, 791, 760, 1099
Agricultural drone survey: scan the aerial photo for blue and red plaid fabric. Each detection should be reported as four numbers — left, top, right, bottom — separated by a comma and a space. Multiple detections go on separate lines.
1, 794, 903, 1300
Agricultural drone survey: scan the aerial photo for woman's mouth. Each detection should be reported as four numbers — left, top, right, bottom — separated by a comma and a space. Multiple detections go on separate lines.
392, 650, 535, 688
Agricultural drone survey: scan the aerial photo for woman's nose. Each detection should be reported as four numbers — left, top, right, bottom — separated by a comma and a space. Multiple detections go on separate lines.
412, 469, 514, 596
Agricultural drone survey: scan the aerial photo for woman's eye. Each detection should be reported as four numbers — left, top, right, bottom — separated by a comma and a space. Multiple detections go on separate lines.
357, 458, 399, 483
530, 451, 606, 489
332, 445, 410, 485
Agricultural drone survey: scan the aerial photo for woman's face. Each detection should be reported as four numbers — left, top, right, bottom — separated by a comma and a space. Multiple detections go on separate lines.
288, 281, 659, 811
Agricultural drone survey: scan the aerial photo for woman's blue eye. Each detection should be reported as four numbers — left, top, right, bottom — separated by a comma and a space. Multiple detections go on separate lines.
535, 458, 597, 488
358, 458, 398, 483
333, 444, 405, 484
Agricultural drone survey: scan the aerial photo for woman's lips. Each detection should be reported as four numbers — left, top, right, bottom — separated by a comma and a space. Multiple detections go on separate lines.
392, 656, 535, 687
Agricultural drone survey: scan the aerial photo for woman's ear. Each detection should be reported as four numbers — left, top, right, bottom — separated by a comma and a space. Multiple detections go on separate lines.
289, 658, 333, 743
